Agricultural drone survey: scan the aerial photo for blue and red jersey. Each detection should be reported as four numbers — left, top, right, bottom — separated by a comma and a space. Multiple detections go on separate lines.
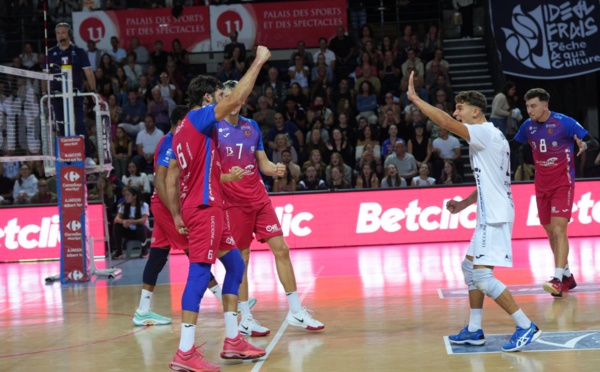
150, 132, 173, 205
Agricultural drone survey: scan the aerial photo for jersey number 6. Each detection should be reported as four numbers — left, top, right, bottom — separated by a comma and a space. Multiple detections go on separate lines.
176, 143, 188, 169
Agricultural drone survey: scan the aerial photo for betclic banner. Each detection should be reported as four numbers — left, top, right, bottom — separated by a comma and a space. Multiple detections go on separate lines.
490, 0, 600, 79
72, 0, 345, 53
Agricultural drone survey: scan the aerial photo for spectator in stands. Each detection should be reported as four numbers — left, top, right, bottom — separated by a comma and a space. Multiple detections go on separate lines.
364, 40, 384, 66
281, 149, 301, 183
379, 50, 401, 96
309, 65, 332, 103
120, 89, 146, 131
380, 163, 406, 188
423, 25, 442, 61
169, 38, 189, 74
298, 165, 327, 191
107, 94, 122, 134
311, 53, 334, 85
336, 97, 356, 125
378, 92, 401, 123
0, 166, 14, 204
147, 86, 170, 133
112, 186, 150, 259
380, 109, 402, 144
123, 52, 143, 90
223, 29, 246, 61
429, 74, 454, 103
490, 81, 517, 136
326, 127, 354, 167
112, 66, 129, 104
357, 24, 377, 51
268, 112, 303, 155
272, 164, 297, 193
133, 114, 164, 171
327, 166, 352, 190
271, 133, 299, 164
19, 42, 36, 69
307, 96, 334, 128
425, 60, 450, 92
331, 78, 355, 108
262, 85, 281, 112
325, 152, 353, 185
150, 40, 169, 72
111, 126, 132, 179
229, 46, 246, 75
356, 81, 379, 125
380, 35, 395, 57
437, 159, 463, 185
85, 40, 102, 73
253, 96, 276, 134
395, 24, 413, 54
129, 37, 149, 72
287, 82, 309, 111
356, 162, 380, 189
354, 66, 381, 96
107, 36, 126, 65
282, 98, 307, 133
401, 48, 424, 79
407, 34, 424, 57
337, 112, 357, 150
30, 178, 57, 204
384, 140, 417, 183
95, 67, 112, 98
302, 149, 327, 180
49, 0, 79, 25
122, 160, 151, 195
289, 54, 310, 96
355, 142, 382, 178
431, 89, 453, 114
262, 67, 287, 103
411, 163, 436, 186
216, 57, 242, 83
408, 123, 432, 167
99, 53, 117, 78
305, 121, 329, 162
355, 125, 381, 161
13, 163, 38, 204
426, 48, 450, 73
329, 26, 356, 78
356, 51, 378, 79
432, 127, 462, 178
289, 40, 313, 69
314, 38, 336, 70
381, 124, 402, 160
156, 71, 178, 109
136, 75, 153, 105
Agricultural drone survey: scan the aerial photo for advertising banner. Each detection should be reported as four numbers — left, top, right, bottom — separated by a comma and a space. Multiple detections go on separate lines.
0, 204, 106, 262
490, 0, 600, 79
72, 6, 211, 53
248, 180, 600, 250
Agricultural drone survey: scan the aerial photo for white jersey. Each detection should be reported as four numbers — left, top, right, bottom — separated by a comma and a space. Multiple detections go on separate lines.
466, 122, 514, 224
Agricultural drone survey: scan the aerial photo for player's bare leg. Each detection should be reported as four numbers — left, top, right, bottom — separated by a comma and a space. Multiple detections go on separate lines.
542, 217, 574, 296
237, 247, 271, 336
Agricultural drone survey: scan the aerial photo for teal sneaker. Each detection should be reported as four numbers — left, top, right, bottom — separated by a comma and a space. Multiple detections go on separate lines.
133, 309, 172, 326
237, 298, 258, 312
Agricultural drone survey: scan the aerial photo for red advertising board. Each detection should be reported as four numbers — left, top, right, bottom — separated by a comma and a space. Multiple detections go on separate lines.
247, 180, 600, 250
72, 6, 211, 53
0, 204, 106, 262
72, 0, 346, 53
58, 137, 85, 162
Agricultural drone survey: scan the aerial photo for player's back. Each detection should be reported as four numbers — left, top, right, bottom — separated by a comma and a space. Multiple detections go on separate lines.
172, 105, 223, 209
150, 132, 172, 205
216, 116, 269, 206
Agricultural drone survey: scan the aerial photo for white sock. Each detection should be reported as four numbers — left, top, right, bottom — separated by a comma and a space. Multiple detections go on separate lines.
224, 311, 238, 339
210, 284, 223, 303
510, 309, 532, 329
286, 291, 302, 313
554, 268, 565, 280
138, 289, 152, 312
468, 308, 483, 332
564, 264, 571, 277
238, 301, 251, 319
179, 324, 196, 352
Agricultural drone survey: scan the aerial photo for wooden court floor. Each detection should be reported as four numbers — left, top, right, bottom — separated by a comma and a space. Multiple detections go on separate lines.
2, 237, 600, 372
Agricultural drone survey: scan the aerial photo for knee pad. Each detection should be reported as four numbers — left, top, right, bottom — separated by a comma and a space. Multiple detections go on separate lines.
461, 258, 477, 291
182, 262, 211, 312
219, 249, 245, 296
473, 268, 507, 300
142, 248, 169, 286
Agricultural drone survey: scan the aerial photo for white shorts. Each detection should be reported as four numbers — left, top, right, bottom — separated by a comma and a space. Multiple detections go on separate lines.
467, 223, 513, 267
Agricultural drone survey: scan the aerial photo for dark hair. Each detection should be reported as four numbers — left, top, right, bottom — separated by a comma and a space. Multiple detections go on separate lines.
171, 105, 190, 126
126, 161, 140, 177
121, 186, 143, 220
524, 88, 550, 102
187, 75, 223, 108
501, 81, 516, 97
455, 91, 487, 112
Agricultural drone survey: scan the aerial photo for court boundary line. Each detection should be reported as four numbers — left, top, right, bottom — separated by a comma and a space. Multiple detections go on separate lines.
248, 265, 325, 371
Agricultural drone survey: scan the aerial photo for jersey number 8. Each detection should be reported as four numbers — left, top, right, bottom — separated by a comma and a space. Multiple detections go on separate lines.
539, 139, 547, 153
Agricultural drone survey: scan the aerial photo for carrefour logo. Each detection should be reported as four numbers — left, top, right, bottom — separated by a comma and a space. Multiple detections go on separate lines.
500, 1, 600, 73
66, 220, 81, 231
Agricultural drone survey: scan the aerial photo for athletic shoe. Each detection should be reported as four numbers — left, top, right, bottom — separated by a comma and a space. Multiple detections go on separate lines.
239, 315, 270, 337
220, 332, 266, 359
132, 309, 172, 326
169, 343, 221, 372
543, 277, 563, 297
237, 298, 258, 312
286, 307, 325, 331
501, 322, 542, 352
448, 325, 486, 345
563, 275, 577, 291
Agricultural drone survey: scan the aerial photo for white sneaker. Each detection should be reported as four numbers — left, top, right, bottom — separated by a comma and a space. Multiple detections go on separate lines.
239, 315, 270, 337
286, 307, 325, 331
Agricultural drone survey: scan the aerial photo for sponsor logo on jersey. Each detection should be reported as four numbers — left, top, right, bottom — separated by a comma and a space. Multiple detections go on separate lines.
548, 128, 554, 134
244, 130, 251, 137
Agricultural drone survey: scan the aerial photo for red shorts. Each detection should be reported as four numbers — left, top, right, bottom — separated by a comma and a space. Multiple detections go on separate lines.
182, 205, 236, 264
536, 185, 573, 225
225, 200, 283, 248
150, 201, 189, 250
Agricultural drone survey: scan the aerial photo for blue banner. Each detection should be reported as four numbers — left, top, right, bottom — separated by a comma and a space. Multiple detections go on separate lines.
490, 0, 600, 79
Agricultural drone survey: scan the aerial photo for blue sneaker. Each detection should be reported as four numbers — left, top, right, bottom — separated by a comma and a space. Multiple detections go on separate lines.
501, 322, 542, 352
132, 309, 172, 326
448, 325, 486, 345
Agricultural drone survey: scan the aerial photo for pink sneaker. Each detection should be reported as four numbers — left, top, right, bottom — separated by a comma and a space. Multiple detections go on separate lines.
220, 332, 266, 360
169, 344, 221, 372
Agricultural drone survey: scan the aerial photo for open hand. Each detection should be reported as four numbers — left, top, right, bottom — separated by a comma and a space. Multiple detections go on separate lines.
407, 71, 418, 103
